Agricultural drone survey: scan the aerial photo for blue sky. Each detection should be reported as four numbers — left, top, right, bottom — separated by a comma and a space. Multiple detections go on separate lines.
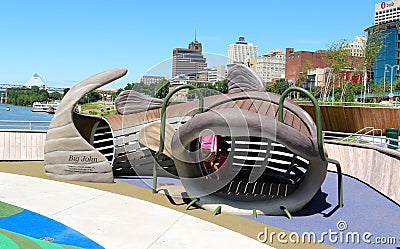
0, 0, 380, 89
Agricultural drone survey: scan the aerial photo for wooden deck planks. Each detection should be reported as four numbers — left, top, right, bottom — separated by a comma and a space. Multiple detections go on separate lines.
0, 131, 46, 160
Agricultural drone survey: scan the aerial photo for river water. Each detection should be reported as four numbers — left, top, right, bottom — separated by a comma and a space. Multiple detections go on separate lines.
0, 103, 54, 130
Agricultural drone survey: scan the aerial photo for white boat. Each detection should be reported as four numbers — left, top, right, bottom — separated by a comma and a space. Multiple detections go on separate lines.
32, 102, 60, 113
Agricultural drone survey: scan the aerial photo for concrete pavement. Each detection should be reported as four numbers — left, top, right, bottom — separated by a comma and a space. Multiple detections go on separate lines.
0, 171, 272, 249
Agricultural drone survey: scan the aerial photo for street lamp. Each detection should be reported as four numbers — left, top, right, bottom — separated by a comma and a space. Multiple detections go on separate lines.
385, 64, 399, 95
383, 67, 388, 93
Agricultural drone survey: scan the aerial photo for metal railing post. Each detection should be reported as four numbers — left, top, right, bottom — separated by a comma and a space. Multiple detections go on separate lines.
278, 87, 343, 208
152, 85, 203, 193
278, 87, 326, 161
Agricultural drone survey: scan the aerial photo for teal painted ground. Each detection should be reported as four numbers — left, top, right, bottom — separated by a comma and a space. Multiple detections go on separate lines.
0, 207, 103, 248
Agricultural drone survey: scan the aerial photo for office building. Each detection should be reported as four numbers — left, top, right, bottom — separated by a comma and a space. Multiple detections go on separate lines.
368, 20, 400, 84
367, 1, 400, 84
374, 0, 400, 25
255, 48, 286, 83
172, 38, 207, 80
203, 66, 227, 83
227, 37, 258, 64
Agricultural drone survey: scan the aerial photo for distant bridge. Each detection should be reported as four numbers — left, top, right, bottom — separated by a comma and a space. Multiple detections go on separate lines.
0, 84, 65, 93
0, 84, 117, 102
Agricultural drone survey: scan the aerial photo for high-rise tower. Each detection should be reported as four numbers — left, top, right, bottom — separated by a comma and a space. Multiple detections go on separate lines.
172, 36, 207, 79
227, 37, 258, 64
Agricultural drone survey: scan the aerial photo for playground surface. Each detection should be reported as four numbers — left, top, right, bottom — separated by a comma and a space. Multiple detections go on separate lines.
0, 161, 399, 248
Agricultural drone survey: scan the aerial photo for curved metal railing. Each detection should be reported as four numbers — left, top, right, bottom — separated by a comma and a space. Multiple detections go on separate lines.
152, 85, 204, 193
278, 87, 343, 208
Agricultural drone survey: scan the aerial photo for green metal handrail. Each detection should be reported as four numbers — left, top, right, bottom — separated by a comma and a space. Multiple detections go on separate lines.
278, 87, 326, 161
152, 85, 204, 193
278, 87, 343, 208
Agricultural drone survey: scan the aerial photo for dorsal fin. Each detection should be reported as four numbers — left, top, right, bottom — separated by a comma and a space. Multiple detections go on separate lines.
227, 64, 265, 94
115, 90, 163, 115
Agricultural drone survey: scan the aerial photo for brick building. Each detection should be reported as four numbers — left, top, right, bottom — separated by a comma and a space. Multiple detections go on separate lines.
285, 48, 327, 85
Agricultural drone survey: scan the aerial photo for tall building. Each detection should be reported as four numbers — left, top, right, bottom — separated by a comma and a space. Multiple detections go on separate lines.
368, 21, 400, 84
374, 0, 400, 25
255, 48, 286, 83
172, 38, 207, 80
368, 1, 400, 84
227, 37, 258, 64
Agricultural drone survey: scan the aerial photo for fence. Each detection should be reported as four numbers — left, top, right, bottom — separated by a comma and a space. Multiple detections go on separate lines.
0, 120, 51, 131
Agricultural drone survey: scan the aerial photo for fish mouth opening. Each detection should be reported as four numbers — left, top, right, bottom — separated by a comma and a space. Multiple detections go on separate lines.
186, 135, 310, 201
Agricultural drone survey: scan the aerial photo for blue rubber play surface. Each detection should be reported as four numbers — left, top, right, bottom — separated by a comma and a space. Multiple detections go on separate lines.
0, 209, 103, 248
117, 171, 400, 249
242, 172, 400, 248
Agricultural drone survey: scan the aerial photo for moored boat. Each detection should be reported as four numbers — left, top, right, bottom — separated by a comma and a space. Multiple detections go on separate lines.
32, 102, 60, 112
46, 106, 55, 114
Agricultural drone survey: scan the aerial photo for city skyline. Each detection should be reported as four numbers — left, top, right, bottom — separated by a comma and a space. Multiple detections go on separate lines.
0, 0, 380, 89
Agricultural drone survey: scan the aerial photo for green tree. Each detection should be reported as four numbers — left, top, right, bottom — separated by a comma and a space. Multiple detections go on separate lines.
7, 87, 51, 106
121, 82, 157, 96
49, 92, 62, 100
78, 91, 102, 104
116, 88, 124, 96
359, 29, 384, 101
63, 88, 70, 97
394, 77, 400, 91
272, 79, 290, 95
349, 83, 363, 95
323, 39, 353, 102
190, 83, 217, 99
154, 79, 170, 98
124, 83, 134, 90
265, 84, 275, 93
311, 86, 322, 99
213, 79, 228, 94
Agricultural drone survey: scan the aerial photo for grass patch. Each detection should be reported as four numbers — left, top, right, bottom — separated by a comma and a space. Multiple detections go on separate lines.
80, 102, 117, 116
0, 201, 23, 218
335, 136, 370, 144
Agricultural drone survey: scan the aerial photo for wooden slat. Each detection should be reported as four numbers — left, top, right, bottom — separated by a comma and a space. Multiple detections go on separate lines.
252, 100, 264, 113
0, 133, 4, 158
296, 105, 399, 134
234, 99, 247, 109
240, 99, 254, 111
248, 102, 258, 113
256, 101, 270, 116
0, 131, 46, 160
